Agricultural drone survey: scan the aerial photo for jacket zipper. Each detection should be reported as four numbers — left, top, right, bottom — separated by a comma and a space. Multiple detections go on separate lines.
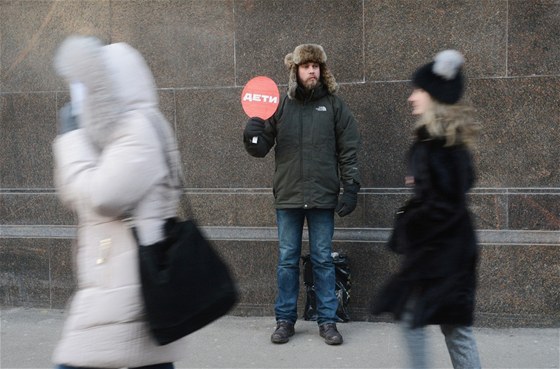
301, 89, 315, 209
97, 237, 112, 286
300, 102, 305, 208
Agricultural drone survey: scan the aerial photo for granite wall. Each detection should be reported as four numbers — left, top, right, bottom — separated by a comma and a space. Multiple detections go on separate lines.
1, 0, 559, 327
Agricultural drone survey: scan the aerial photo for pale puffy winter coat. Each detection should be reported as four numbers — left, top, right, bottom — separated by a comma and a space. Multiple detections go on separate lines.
52, 36, 186, 367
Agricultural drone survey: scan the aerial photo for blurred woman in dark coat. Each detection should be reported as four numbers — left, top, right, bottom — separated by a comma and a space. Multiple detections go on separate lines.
373, 50, 482, 369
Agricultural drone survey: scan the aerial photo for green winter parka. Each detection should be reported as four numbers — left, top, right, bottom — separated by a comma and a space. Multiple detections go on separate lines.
244, 83, 360, 209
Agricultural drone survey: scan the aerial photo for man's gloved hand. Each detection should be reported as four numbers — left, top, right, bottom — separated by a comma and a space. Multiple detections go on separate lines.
58, 102, 79, 135
244, 117, 265, 141
336, 183, 360, 217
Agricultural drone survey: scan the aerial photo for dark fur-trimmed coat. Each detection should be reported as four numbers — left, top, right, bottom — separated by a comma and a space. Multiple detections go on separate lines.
373, 127, 479, 328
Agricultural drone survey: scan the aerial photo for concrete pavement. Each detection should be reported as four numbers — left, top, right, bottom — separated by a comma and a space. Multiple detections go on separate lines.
0, 308, 558, 369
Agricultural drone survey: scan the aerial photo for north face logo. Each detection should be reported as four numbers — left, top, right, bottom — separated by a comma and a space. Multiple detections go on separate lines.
315, 106, 327, 112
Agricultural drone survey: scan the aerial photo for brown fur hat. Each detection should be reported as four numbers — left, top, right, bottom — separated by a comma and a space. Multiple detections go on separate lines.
284, 44, 338, 99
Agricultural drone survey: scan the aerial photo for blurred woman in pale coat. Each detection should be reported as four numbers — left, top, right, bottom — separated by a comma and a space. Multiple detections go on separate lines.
52, 35, 185, 369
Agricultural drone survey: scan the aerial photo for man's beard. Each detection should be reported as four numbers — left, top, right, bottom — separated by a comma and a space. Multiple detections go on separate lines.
302, 78, 318, 90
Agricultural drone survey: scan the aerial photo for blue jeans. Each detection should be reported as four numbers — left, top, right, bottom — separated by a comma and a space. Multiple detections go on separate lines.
401, 309, 481, 369
275, 208, 338, 325
56, 363, 174, 369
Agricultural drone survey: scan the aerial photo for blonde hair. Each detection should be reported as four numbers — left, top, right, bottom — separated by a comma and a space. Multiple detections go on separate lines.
415, 101, 480, 149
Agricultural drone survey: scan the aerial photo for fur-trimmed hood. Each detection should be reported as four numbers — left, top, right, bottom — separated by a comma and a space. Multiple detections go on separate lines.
54, 36, 159, 149
284, 44, 338, 100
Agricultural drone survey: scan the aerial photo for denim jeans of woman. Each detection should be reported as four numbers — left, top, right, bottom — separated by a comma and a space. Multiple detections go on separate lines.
56, 363, 174, 369
275, 208, 338, 325
401, 309, 481, 369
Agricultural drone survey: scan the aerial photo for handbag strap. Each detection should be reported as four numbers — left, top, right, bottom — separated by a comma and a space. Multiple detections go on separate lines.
128, 111, 192, 245
144, 110, 195, 218
145, 110, 185, 189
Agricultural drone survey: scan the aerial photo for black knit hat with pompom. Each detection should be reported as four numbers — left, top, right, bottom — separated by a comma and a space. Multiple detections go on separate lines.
412, 50, 465, 104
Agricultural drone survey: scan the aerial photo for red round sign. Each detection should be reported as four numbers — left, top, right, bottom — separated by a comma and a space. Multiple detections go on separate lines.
241, 76, 280, 120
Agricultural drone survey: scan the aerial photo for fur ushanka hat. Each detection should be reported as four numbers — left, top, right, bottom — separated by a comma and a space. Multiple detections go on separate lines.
284, 44, 338, 99
412, 49, 465, 104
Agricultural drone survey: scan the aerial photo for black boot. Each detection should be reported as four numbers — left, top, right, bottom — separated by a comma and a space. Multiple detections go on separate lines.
319, 323, 343, 345
271, 320, 295, 344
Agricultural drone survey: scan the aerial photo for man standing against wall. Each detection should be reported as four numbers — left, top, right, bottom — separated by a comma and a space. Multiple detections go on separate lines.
243, 44, 361, 345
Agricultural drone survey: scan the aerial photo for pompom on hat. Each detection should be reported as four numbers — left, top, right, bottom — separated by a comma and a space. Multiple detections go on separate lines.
412, 49, 465, 104
284, 44, 338, 99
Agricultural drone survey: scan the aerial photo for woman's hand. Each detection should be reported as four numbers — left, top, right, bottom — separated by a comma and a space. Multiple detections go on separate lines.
405, 176, 415, 186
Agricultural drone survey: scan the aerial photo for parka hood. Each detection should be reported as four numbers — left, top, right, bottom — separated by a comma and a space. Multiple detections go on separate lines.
54, 36, 158, 149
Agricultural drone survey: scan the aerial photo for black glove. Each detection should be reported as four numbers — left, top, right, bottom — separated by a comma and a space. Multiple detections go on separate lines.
244, 117, 265, 141
336, 183, 360, 217
58, 102, 79, 134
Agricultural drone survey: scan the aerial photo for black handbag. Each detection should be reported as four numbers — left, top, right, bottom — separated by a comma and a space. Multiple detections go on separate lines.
387, 198, 422, 254
131, 112, 238, 345
132, 218, 238, 345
